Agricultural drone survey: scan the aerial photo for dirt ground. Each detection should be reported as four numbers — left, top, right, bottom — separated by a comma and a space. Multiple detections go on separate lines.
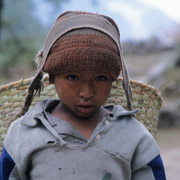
156, 128, 180, 180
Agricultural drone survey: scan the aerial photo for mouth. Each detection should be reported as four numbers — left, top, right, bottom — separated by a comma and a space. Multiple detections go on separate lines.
76, 105, 95, 114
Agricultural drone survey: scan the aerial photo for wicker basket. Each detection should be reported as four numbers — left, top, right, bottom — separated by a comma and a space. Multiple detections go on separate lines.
0, 74, 162, 153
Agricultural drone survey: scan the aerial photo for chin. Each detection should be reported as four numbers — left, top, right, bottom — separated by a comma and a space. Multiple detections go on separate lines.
75, 113, 94, 119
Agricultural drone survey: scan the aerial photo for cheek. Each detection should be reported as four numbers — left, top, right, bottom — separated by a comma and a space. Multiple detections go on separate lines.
97, 83, 112, 100
55, 83, 77, 102
104, 87, 112, 99
55, 84, 67, 99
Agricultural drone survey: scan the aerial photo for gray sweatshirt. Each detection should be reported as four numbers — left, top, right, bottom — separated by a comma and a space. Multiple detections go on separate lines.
0, 99, 166, 180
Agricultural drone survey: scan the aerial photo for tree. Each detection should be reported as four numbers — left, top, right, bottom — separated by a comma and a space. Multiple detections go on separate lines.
0, 0, 98, 82
0, 0, 43, 78
0, 0, 3, 40
0, 0, 69, 80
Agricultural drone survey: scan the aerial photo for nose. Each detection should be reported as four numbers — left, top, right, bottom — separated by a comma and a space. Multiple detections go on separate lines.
79, 82, 95, 101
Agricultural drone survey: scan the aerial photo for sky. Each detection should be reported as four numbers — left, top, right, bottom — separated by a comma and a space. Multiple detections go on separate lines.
35, 0, 180, 41
60, 0, 180, 24
38, 0, 180, 24
136, 0, 180, 24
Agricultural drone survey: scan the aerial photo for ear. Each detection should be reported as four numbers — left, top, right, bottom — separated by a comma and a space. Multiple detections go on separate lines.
49, 74, 55, 84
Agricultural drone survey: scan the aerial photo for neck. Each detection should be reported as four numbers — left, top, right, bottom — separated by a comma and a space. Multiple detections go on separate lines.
51, 102, 110, 139
54, 102, 108, 123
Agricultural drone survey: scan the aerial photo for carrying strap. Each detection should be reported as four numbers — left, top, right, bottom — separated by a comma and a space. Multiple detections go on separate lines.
20, 13, 133, 116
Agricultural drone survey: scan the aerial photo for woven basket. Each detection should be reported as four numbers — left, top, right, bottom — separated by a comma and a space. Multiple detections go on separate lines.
0, 74, 162, 153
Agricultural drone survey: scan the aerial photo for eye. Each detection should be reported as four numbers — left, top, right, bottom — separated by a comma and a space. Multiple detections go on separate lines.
66, 74, 79, 81
95, 75, 108, 81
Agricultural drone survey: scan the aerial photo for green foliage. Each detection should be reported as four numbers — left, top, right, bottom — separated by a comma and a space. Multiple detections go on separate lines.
0, 0, 97, 83
0, 0, 69, 80
0, 0, 46, 78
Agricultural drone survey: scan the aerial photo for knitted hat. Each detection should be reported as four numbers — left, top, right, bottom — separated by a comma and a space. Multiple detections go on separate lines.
43, 28, 121, 80
20, 11, 133, 116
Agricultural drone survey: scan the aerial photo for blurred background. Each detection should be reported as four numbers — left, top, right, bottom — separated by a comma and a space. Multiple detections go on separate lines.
0, 0, 180, 178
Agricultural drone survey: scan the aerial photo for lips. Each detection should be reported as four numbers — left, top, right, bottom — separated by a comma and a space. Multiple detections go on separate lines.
76, 104, 95, 114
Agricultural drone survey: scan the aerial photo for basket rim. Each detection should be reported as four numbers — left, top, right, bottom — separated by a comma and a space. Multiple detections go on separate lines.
0, 74, 162, 137
0, 75, 163, 108
0, 74, 161, 94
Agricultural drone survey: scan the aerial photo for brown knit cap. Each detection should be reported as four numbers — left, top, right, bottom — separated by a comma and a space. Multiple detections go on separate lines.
43, 12, 121, 80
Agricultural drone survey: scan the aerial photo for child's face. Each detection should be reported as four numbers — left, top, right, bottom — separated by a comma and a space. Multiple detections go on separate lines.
54, 70, 113, 118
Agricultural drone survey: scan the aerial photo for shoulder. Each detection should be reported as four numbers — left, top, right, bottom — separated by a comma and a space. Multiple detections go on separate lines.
99, 105, 160, 161
4, 99, 47, 137
113, 105, 158, 150
3, 99, 57, 156
110, 105, 147, 136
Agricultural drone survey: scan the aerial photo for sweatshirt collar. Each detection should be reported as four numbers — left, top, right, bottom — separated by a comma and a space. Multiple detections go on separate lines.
21, 99, 138, 127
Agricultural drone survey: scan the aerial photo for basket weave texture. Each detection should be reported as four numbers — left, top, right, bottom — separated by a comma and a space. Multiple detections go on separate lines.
0, 74, 162, 153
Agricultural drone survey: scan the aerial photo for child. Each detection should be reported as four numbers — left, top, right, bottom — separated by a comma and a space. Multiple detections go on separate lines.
0, 11, 166, 180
